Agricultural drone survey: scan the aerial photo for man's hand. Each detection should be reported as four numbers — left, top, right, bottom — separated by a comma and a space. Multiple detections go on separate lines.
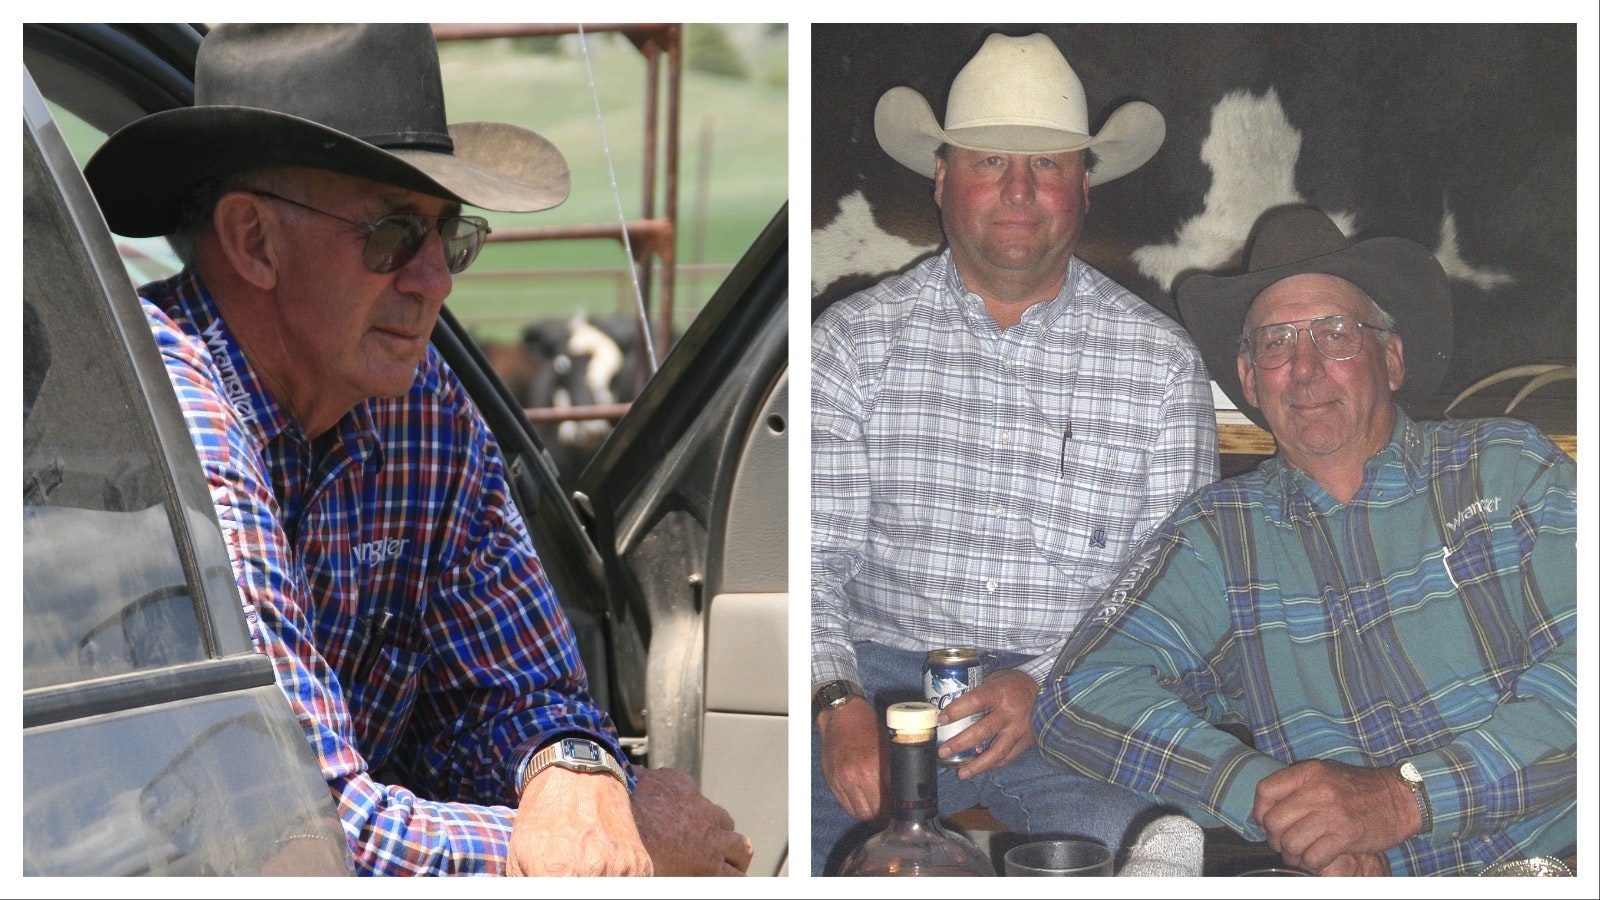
938, 667, 1039, 779
1252, 759, 1416, 873
817, 696, 887, 821
508, 766, 652, 876
632, 766, 753, 875
1316, 851, 1392, 876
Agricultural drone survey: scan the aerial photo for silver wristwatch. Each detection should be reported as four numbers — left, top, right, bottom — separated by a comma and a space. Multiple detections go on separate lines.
521, 737, 628, 794
812, 679, 863, 718
1396, 760, 1434, 833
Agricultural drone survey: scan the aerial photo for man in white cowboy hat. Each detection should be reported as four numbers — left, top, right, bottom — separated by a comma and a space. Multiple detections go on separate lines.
1036, 205, 1576, 876
811, 30, 1219, 873
84, 24, 751, 877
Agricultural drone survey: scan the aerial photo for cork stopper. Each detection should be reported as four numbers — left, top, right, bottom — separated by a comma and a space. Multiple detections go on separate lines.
886, 701, 938, 742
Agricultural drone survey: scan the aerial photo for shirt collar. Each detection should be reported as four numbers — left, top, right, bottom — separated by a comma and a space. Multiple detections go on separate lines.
1257, 404, 1424, 517
1366, 406, 1428, 496
940, 249, 1080, 333
171, 269, 379, 456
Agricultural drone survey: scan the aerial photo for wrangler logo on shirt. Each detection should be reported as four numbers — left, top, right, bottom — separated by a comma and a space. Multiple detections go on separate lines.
1444, 497, 1502, 535
1093, 538, 1164, 622
354, 538, 408, 565
202, 318, 258, 427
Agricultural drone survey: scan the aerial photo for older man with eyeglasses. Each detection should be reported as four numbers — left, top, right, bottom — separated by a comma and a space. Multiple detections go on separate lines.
1034, 205, 1576, 876
83, 24, 750, 877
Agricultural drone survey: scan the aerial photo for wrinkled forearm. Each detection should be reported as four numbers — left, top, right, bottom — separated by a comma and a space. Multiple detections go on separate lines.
1036, 654, 1282, 838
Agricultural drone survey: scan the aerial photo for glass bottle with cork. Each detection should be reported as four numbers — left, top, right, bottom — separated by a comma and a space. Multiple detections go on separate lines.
836, 701, 997, 876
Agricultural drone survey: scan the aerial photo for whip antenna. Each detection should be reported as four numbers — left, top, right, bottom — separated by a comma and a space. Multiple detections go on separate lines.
578, 23, 659, 373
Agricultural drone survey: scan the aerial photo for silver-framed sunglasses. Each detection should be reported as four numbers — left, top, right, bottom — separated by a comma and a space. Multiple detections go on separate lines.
249, 190, 491, 275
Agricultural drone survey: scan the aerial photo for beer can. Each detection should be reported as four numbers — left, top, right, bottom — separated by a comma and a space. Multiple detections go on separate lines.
922, 648, 988, 765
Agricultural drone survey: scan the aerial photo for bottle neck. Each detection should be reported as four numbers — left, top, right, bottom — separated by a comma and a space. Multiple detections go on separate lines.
887, 735, 938, 823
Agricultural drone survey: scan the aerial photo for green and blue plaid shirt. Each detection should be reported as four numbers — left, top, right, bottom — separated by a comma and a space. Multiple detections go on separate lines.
1038, 410, 1576, 876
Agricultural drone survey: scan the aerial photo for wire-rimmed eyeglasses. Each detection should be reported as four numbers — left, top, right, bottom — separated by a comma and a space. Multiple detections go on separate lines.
248, 190, 491, 275
1241, 315, 1392, 369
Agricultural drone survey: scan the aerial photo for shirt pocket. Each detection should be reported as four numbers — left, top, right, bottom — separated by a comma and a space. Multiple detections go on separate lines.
348, 622, 432, 722
347, 632, 433, 762
1026, 439, 1150, 584
1438, 524, 1531, 686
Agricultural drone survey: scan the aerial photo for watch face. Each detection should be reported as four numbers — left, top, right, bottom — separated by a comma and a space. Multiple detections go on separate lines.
816, 680, 854, 710
1400, 761, 1421, 781
562, 739, 604, 764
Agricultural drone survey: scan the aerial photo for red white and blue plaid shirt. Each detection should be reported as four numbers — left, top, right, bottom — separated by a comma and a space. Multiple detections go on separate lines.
142, 270, 629, 874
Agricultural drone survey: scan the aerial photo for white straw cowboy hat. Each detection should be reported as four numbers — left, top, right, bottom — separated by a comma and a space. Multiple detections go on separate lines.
85, 23, 570, 237
1176, 205, 1453, 432
875, 32, 1165, 185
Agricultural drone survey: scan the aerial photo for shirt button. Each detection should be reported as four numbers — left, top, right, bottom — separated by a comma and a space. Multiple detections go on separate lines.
986, 579, 998, 593
991, 504, 1003, 517
999, 433, 1012, 444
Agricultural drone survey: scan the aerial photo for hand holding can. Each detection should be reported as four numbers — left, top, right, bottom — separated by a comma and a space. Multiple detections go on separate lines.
922, 648, 992, 765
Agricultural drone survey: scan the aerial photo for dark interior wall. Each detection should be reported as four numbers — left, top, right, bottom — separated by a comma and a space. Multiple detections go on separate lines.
811, 24, 1577, 404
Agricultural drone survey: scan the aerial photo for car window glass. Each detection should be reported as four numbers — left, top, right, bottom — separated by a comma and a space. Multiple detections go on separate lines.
23, 126, 205, 690
44, 98, 183, 284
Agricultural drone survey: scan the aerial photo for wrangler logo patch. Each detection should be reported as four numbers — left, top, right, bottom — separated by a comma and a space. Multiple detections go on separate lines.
202, 318, 258, 427
1444, 497, 1502, 534
354, 538, 408, 565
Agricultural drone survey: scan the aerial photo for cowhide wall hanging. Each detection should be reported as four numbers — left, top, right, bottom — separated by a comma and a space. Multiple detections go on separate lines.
811, 24, 1577, 433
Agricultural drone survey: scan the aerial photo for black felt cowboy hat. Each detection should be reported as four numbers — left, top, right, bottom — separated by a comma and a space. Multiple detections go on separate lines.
1175, 205, 1453, 432
85, 23, 569, 237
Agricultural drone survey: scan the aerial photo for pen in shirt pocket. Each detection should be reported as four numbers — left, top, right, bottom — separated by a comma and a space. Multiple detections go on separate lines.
1058, 420, 1073, 476
354, 609, 394, 683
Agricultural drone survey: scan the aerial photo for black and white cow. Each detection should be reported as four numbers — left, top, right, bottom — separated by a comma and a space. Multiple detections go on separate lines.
811, 24, 1577, 427
483, 311, 645, 491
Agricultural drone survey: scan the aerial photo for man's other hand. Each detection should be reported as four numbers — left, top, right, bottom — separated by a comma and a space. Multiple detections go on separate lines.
1252, 759, 1414, 873
509, 766, 652, 876
1317, 851, 1392, 876
938, 667, 1039, 779
632, 766, 753, 875
817, 696, 887, 821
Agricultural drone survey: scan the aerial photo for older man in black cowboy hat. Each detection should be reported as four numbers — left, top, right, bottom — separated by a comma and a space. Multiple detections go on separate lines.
810, 31, 1219, 874
1035, 206, 1576, 876
84, 24, 750, 876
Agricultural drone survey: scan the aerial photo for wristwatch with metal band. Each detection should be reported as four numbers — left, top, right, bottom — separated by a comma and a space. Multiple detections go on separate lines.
1397, 761, 1434, 833
812, 679, 864, 718
520, 737, 628, 794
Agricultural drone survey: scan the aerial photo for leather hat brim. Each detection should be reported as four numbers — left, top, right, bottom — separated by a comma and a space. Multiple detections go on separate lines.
85, 107, 570, 237
875, 86, 1165, 185
1176, 236, 1453, 432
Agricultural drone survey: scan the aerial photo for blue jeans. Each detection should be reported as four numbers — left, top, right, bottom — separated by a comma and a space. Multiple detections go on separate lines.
811, 642, 1162, 876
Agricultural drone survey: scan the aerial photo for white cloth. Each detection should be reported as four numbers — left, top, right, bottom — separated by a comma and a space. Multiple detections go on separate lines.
1118, 813, 1204, 877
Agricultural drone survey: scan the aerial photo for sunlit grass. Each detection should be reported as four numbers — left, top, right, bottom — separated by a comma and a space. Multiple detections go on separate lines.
437, 27, 788, 343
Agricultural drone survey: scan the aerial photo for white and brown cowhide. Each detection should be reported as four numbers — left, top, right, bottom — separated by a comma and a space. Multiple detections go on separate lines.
811, 24, 1576, 425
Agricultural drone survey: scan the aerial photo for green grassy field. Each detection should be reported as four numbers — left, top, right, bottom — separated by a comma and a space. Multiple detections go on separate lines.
435, 26, 789, 343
